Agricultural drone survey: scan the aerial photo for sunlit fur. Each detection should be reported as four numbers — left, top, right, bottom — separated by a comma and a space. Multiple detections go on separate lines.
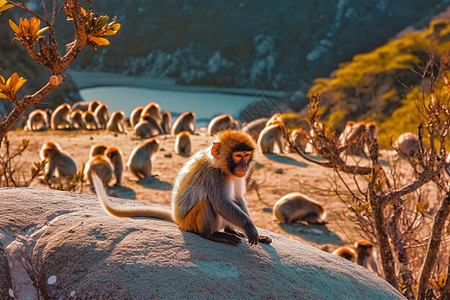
134, 114, 163, 139
94, 103, 110, 129
105, 146, 124, 186
127, 138, 160, 179
70, 109, 86, 130
84, 154, 113, 186
332, 246, 356, 262
82, 111, 99, 130
273, 192, 326, 224
257, 123, 284, 154
130, 106, 144, 128
355, 240, 379, 275
174, 131, 191, 156
51, 103, 71, 130
141, 102, 161, 122
88, 100, 101, 112
94, 130, 270, 246
106, 110, 126, 133
171, 111, 196, 135
40, 141, 77, 180
26, 109, 48, 131
207, 114, 239, 136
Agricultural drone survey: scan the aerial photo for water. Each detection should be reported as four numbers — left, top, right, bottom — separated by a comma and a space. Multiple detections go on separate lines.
79, 86, 260, 127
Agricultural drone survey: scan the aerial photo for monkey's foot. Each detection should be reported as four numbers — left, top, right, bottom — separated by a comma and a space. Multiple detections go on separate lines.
259, 235, 272, 244
208, 232, 242, 246
224, 227, 245, 238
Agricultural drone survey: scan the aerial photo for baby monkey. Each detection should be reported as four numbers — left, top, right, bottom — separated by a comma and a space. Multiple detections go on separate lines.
93, 130, 271, 246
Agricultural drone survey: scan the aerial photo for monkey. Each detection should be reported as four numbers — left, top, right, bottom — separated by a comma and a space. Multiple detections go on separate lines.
130, 106, 144, 128
105, 146, 124, 186
337, 121, 367, 157
174, 131, 191, 156
265, 113, 284, 127
82, 111, 99, 130
70, 109, 86, 130
354, 240, 379, 275
171, 111, 196, 135
141, 102, 161, 122
134, 113, 164, 139
332, 246, 356, 262
25, 109, 48, 131
127, 138, 160, 180
257, 123, 284, 154
289, 128, 308, 152
50, 103, 72, 130
93, 130, 272, 246
160, 111, 172, 134
84, 153, 113, 187
241, 118, 269, 141
393, 132, 420, 160
40, 141, 77, 182
88, 100, 101, 112
207, 114, 239, 136
273, 192, 326, 225
94, 103, 110, 129
89, 144, 108, 157
106, 110, 126, 133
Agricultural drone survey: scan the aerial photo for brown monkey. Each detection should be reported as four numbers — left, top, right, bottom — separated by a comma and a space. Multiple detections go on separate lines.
70, 109, 86, 130
160, 111, 172, 134
141, 102, 161, 122
130, 106, 144, 128
94, 103, 110, 129
171, 111, 196, 135
82, 111, 99, 130
355, 240, 379, 275
207, 114, 239, 136
174, 131, 191, 156
105, 146, 124, 186
89, 144, 108, 157
93, 130, 272, 246
273, 192, 326, 224
26, 109, 48, 131
338, 121, 367, 157
106, 110, 126, 133
84, 154, 113, 186
40, 141, 77, 181
88, 100, 101, 112
134, 113, 164, 139
51, 103, 72, 130
127, 138, 160, 180
257, 123, 284, 154
332, 246, 356, 262
393, 132, 420, 160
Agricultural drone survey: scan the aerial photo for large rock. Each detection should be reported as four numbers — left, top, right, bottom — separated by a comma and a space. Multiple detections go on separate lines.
0, 188, 405, 299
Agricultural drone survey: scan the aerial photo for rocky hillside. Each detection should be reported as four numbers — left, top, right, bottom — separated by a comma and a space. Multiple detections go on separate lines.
58, 0, 450, 91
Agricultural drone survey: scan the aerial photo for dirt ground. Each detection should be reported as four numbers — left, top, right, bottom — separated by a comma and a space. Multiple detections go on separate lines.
3, 127, 371, 254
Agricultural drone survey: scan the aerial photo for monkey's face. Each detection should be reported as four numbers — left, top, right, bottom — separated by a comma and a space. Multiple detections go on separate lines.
230, 151, 252, 177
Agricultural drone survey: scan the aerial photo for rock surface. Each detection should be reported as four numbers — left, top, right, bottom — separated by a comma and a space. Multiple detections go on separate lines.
0, 187, 405, 299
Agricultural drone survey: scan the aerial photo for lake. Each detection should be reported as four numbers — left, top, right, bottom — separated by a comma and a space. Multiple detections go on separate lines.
79, 86, 276, 127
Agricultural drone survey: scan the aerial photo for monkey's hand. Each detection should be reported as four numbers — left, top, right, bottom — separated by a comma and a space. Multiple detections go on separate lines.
244, 223, 259, 246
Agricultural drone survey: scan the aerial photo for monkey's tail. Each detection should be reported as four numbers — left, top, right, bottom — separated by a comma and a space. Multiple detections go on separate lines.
92, 174, 173, 220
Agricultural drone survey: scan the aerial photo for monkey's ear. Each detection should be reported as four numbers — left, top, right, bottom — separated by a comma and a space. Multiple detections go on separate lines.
211, 142, 220, 157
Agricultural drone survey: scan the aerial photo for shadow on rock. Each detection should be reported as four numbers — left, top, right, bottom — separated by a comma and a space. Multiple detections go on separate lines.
108, 185, 137, 199
136, 176, 172, 191
264, 154, 308, 167
279, 223, 343, 245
